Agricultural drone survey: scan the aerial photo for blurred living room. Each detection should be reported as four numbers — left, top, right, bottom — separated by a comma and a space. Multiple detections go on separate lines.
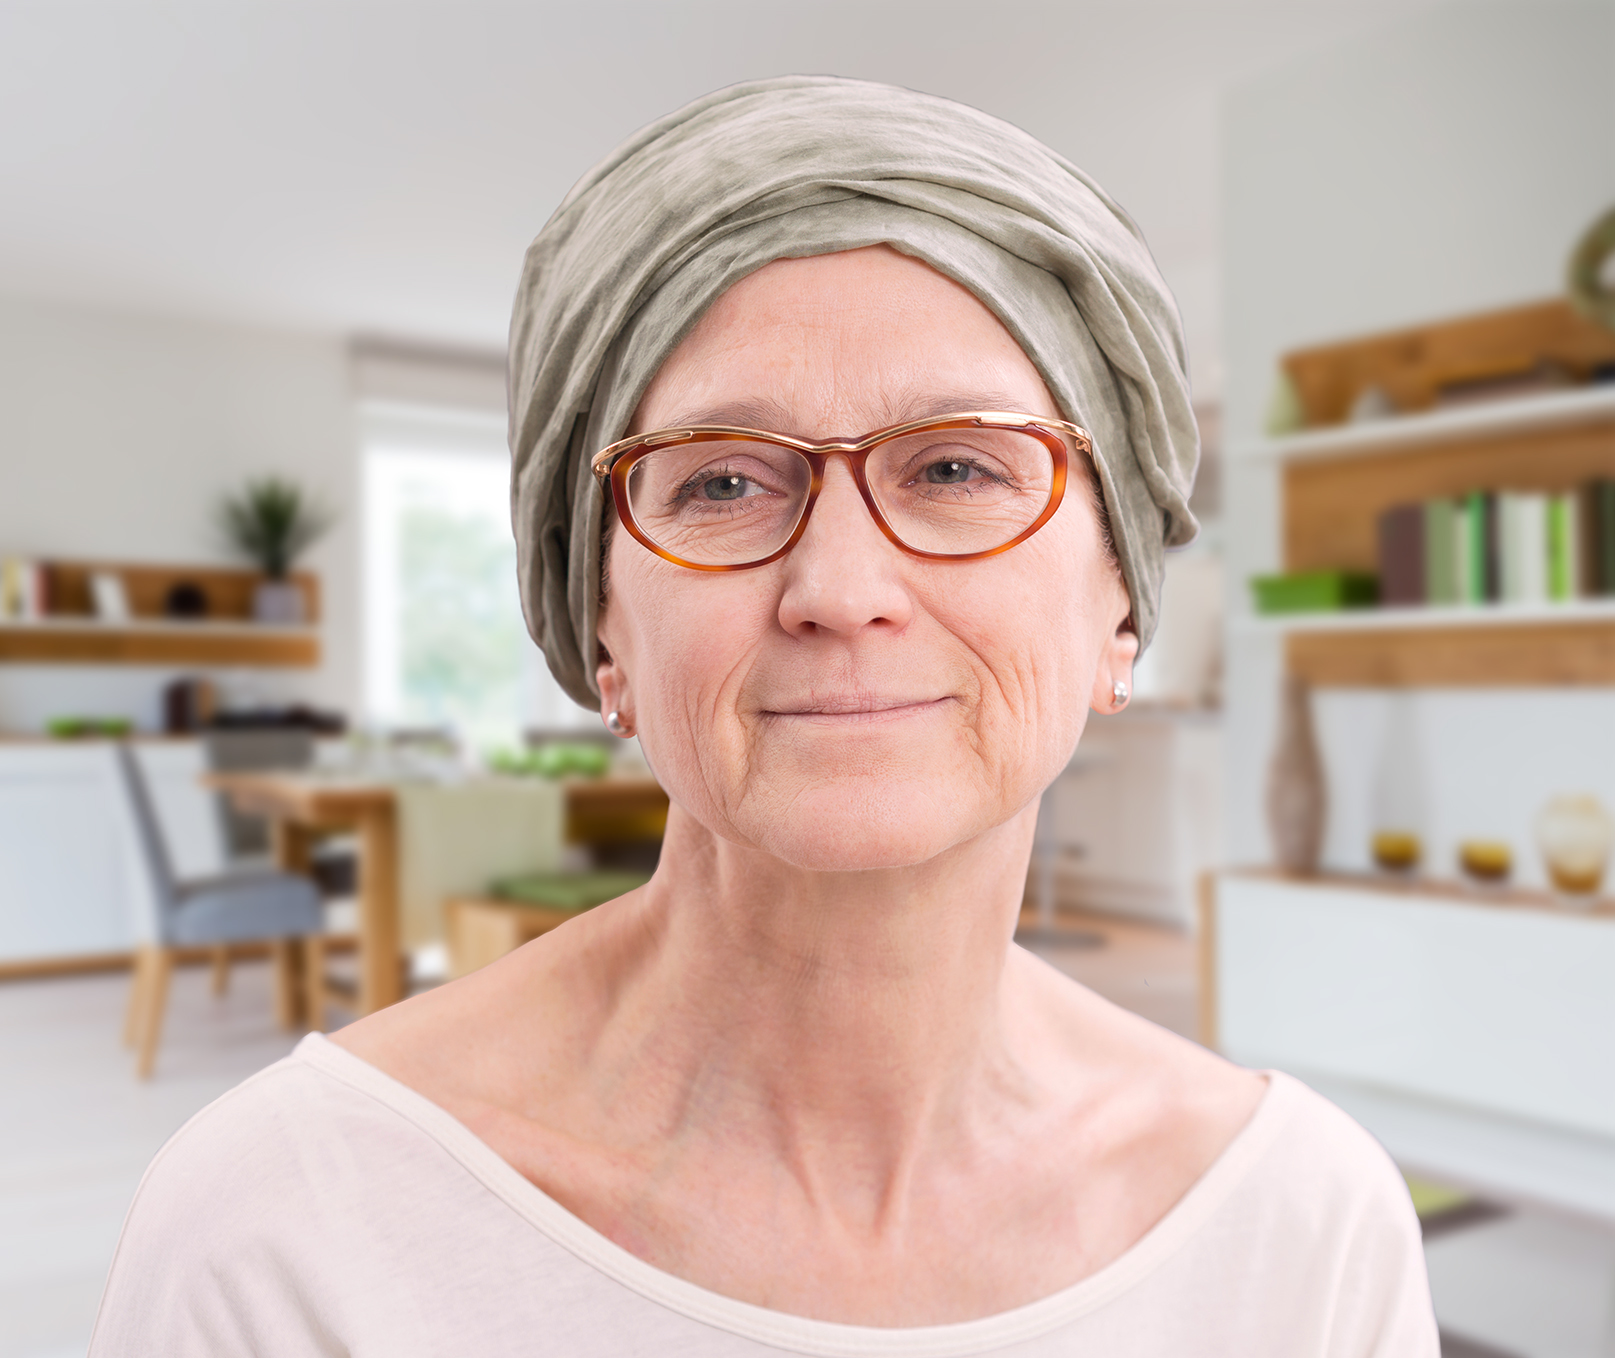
1, 3, 1612, 1355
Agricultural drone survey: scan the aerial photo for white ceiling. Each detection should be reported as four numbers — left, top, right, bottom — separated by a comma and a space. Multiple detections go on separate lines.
0, 1, 1447, 393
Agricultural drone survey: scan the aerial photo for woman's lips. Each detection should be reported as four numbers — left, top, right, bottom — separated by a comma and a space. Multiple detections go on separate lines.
761, 697, 952, 724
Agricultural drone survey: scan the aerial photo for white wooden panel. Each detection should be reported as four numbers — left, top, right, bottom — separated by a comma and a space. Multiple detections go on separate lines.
131, 741, 226, 879
0, 744, 133, 960
1217, 876, 1615, 1140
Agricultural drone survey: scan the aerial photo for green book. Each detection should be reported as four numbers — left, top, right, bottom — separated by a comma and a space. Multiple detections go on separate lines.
1424, 498, 1458, 604
1548, 492, 1579, 601
1465, 490, 1491, 603
1452, 498, 1472, 603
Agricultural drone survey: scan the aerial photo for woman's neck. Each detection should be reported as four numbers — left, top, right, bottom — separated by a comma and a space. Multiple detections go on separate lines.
581, 800, 1043, 1195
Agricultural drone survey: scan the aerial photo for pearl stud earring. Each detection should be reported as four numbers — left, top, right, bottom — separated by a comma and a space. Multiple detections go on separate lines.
1111, 680, 1130, 708
606, 711, 630, 737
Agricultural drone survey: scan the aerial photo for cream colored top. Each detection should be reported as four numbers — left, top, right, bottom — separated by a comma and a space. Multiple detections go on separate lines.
91, 1035, 1438, 1356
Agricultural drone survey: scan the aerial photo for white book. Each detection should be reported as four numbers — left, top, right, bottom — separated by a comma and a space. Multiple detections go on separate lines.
90, 571, 129, 622
1499, 492, 1548, 604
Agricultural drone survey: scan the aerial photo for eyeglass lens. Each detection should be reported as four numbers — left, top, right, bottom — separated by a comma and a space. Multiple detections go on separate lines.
623, 428, 1057, 566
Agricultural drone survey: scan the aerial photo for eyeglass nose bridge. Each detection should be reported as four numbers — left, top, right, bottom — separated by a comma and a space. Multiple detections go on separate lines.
783, 445, 915, 560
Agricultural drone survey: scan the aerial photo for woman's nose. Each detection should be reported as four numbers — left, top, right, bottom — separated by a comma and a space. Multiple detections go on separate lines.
776, 456, 914, 637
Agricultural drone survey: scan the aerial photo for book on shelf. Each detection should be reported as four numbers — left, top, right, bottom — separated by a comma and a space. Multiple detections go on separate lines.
1376, 479, 1615, 610
0, 557, 44, 621
1377, 504, 1424, 605
1424, 499, 1458, 605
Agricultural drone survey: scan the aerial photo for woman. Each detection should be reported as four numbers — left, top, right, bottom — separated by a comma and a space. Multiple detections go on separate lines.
93, 78, 1436, 1354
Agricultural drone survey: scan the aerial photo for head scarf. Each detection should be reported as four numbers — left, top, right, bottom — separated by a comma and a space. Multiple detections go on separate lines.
510, 75, 1199, 708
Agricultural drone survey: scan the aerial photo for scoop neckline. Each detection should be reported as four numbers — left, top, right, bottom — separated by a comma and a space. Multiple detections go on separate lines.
294, 1033, 1295, 1358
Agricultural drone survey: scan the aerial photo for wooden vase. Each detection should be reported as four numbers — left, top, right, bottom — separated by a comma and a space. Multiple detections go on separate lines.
1267, 675, 1326, 875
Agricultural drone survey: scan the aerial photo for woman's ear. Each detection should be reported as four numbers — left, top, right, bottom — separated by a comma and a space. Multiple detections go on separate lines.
595, 639, 635, 736
1091, 615, 1140, 713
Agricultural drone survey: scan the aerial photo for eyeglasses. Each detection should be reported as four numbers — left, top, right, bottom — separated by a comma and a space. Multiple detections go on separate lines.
590, 411, 1087, 572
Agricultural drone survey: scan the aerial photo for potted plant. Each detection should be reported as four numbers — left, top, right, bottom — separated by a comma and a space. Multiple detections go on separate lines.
218, 477, 333, 623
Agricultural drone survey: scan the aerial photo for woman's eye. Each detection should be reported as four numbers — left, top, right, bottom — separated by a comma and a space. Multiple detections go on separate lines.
924, 460, 974, 485
703, 474, 750, 500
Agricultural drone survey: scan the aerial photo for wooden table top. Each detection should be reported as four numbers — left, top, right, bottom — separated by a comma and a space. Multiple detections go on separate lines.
204, 770, 667, 825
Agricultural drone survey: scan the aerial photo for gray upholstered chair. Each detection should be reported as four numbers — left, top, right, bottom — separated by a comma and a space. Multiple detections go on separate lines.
116, 744, 324, 1077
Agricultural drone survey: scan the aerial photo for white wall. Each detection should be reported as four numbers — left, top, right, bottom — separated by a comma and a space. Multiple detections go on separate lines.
0, 294, 360, 729
1221, 2, 1615, 866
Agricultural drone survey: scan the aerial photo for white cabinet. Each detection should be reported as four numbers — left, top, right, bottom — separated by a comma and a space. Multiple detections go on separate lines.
1210, 872, 1615, 1219
0, 740, 223, 966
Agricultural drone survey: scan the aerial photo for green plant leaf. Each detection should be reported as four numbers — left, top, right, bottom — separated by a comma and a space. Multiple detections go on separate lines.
216, 476, 334, 577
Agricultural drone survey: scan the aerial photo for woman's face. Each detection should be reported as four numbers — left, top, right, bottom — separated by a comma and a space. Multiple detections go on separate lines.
597, 246, 1136, 872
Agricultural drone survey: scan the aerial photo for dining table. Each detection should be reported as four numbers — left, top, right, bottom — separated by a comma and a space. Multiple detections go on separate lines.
205, 770, 669, 1019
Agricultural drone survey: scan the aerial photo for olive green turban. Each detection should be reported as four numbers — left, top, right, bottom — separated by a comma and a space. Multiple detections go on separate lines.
509, 75, 1199, 709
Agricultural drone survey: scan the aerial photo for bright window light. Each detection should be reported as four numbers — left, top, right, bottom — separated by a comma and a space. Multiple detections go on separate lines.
362, 405, 589, 754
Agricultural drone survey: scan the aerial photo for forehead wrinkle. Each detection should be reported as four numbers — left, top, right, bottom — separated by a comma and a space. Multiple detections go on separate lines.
647, 387, 1046, 443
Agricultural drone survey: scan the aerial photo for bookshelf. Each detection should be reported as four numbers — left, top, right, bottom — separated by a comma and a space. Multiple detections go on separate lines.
0, 560, 320, 668
1238, 384, 1615, 688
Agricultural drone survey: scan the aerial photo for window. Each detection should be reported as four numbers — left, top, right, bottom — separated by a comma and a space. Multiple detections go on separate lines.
362, 406, 588, 752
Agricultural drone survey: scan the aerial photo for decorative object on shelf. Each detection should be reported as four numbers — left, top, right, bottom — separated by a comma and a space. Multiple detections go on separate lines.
217, 476, 333, 623
1264, 370, 1307, 437
1568, 204, 1615, 332
1347, 385, 1396, 423
1266, 675, 1326, 875
1457, 840, 1513, 885
211, 703, 346, 733
1535, 794, 1614, 899
1251, 569, 1378, 615
45, 716, 134, 739
162, 676, 218, 734
1279, 298, 1615, 428
1369, 693, 1427, 874
88, 570, 129, 622
0, 557, 44, 620
163, 580, 208, 618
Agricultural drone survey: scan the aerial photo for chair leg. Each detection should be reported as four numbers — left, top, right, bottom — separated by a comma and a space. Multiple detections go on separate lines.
135, 946, 173, 1079
271, 938, 303, 1030
210, 944, 231, 997
122, 946, 150, 1048
303, 935, 325, 1034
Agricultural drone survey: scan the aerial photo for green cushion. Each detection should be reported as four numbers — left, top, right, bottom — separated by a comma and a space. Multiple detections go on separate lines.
489, 869, 651, 911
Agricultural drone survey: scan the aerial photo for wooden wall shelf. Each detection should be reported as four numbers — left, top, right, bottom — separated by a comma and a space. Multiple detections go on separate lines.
1239, 384, 1615, 464
0, 559, 321, 667
1283, 620, 1615, 687
0, 620, 319, 668
1243, 344, 1615, 687
1237, 601, 1615, 687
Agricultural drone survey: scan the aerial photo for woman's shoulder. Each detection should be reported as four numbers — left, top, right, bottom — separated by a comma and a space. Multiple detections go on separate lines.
90, 1036, 559, 1355
124, 1036, 416, 1198
1240, 1071, 1425, 1234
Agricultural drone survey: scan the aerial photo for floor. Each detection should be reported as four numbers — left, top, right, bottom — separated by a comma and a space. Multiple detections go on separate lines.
2, 915, 1610, 1358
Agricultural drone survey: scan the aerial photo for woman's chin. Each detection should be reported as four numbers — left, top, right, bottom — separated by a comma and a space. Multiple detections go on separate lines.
737, 780, 993, 873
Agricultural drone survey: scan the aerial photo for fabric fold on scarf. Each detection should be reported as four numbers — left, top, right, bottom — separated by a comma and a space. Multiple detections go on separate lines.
509, 75, 1199, 708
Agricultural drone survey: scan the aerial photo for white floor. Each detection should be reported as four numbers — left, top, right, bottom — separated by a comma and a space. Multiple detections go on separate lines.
3, 955, 1612, 1358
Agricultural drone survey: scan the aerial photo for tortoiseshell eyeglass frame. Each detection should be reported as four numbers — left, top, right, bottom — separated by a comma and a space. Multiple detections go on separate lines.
588, 411, 1090, 572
